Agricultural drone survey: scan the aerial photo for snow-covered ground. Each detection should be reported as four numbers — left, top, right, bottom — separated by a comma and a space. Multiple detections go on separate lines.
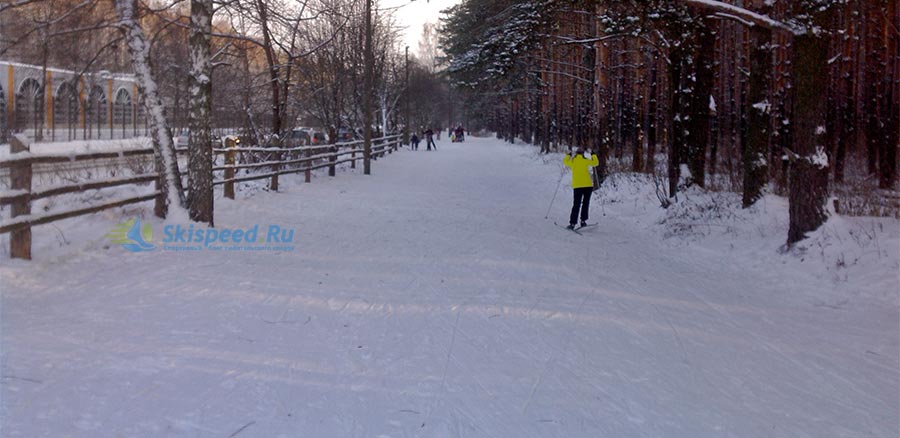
1, 136, 897, 437
0, 137, 152, 158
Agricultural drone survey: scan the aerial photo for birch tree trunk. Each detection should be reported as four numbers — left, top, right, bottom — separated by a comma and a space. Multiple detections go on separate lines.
115, 0, 186, 216
188, 0, 213, 225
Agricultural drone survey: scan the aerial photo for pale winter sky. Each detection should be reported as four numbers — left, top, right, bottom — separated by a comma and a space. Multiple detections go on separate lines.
380, 0, 460, 56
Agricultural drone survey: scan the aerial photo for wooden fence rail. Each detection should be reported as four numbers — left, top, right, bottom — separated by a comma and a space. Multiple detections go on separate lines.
0, 134, 404, 259
215, 135, 402, 197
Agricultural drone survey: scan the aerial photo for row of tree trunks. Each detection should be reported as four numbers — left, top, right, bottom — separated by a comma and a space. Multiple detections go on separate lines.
449, 1, 895, 245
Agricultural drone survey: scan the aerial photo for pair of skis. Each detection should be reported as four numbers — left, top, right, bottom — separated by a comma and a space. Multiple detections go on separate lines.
554, 221, 598, 235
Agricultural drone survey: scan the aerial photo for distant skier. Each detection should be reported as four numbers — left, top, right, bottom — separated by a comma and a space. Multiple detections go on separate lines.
563, 147, 599, 229
410, 132, 420, 150
425, 128, 436, 151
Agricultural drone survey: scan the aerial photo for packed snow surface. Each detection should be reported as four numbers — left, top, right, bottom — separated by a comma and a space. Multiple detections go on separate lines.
1, 136, 898, 437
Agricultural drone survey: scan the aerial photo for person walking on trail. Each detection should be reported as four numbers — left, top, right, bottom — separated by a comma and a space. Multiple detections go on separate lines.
410, 132, 420, 150
563, 147, 599, 229
425, 128, 437, 151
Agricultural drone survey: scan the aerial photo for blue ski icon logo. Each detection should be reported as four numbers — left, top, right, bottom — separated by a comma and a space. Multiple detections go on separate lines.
107, 218, 156, 252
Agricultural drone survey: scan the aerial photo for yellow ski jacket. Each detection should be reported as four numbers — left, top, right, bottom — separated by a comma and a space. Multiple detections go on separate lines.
563, 153, 599, 188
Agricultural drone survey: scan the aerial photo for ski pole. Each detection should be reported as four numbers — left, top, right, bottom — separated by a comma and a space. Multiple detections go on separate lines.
544, 170, 565, 219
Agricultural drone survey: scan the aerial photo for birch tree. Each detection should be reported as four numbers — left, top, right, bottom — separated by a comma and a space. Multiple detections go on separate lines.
188, 0, 213, 224
115, 0, 186, 217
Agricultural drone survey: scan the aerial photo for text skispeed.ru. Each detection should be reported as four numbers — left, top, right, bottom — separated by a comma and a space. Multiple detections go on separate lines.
162, 224, 295, 251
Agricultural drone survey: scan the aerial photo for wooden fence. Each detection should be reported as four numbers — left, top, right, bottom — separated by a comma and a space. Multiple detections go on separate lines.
0, 134, 403, 259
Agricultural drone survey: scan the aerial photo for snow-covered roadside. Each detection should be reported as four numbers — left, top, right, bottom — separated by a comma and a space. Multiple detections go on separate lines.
585, 169, 900, 306
0, 150, 369, 260
1, 136, 897, 438
517, 143, 898, 304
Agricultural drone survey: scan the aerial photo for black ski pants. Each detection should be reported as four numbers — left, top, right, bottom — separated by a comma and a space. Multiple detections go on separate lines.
570, 187, 593, 225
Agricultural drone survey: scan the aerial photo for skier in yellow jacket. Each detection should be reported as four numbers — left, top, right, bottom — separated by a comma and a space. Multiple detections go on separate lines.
563, 147, 599, 229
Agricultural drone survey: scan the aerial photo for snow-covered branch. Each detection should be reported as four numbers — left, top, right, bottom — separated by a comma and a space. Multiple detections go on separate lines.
682, 0, 803, 35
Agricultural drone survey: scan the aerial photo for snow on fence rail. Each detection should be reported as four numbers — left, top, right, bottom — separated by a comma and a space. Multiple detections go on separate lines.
214, 135, 402, 193
0, 134, 403, 259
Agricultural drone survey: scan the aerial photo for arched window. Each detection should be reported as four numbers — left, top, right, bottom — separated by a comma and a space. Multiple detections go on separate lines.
15, 78, 43, 137
114, 88, 132, 138
86, 84, 106, 139
54, 81, 79, 141
135, 93, 147, 136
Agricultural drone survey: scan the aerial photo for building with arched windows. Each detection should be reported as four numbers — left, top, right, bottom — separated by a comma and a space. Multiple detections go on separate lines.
1, 61, 148, 144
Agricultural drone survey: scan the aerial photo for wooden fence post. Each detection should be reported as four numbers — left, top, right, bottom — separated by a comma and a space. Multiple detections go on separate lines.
328, 145, 337, 176
10, 135, 32, 260
270, 144, 280, 192
224, 137, 236, 199
350, 144, 356, 169
305, 147, 312, 183
154, 173, 166, 219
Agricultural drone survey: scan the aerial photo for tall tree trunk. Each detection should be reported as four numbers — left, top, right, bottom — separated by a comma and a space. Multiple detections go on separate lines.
833, 5, 853, 184
743, 25, 772, 207
633, 44, 645, 173
645, 53, 658, 174
878, 1, 899, 189
668, 49, 686, 198
188, 0, 213, 225
255, 0, 283, 136
115, 0, 185, 216
772, 30, 793, 194
594, 4, 610, 179
362, 0, 373, 174
686, 17, 715, 188
787, 25, 832, 245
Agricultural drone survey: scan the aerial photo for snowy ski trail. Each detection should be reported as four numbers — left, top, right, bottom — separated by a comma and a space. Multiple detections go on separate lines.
1, 136, 897, 437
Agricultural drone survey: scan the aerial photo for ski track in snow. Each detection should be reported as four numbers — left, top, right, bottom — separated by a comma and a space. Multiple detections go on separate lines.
1, 136, 898, 437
